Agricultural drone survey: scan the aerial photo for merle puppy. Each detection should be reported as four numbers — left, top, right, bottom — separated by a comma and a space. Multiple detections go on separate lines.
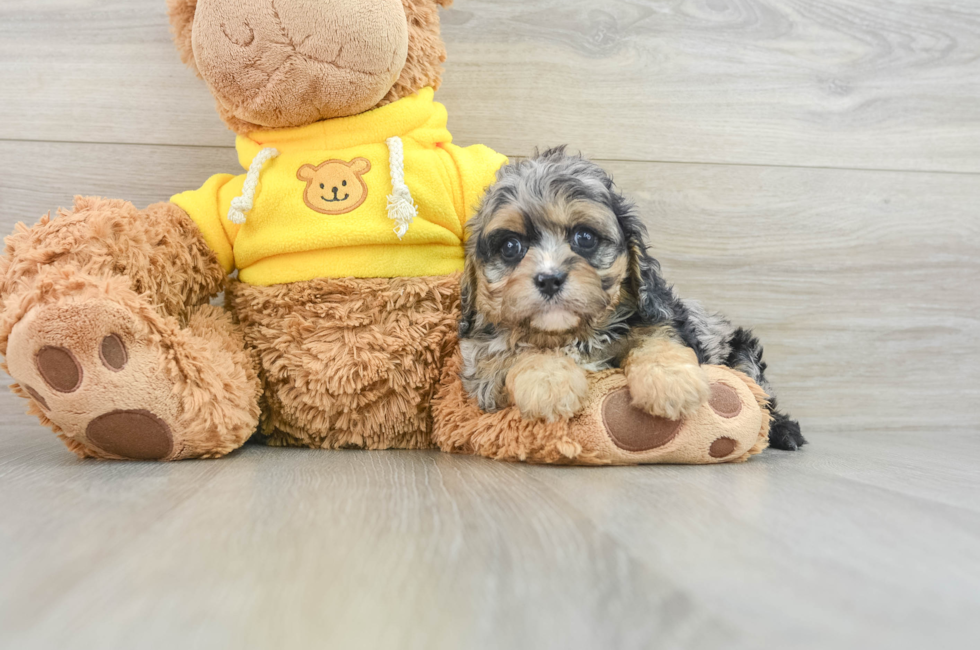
458, 147, 804, 451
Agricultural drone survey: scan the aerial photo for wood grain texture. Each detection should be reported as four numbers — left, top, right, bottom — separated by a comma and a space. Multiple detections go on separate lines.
2, 0, 980, 171
440, 0, 980, 171
0, 404, 735, 650
535, 429, 980, 649
0, 397, 978, 650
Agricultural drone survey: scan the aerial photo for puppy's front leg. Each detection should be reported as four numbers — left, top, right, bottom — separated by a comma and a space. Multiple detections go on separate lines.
506, 352, 589, 423
625, 327, 710, 420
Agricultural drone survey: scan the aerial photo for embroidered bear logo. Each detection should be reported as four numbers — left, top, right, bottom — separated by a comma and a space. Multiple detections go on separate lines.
297, 158, 372, 215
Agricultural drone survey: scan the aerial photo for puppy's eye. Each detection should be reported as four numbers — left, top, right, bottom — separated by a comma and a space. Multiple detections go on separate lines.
499, 236, 525, 262
572, 227, 599, 252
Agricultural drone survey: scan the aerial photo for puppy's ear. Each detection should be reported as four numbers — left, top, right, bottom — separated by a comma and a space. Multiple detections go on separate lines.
167, 0, 200, 77
458, 261, 479, 337
615, 195, 674, 324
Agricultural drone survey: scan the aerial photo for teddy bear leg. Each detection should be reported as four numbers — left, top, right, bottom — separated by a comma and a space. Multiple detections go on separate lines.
0, 198, 261, 459
432, 354, 771, 465
229, 275, 460, 450
566, 366, 771, 465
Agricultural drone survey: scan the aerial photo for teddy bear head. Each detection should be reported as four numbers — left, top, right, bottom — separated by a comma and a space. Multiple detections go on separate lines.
167, 0, 453, 135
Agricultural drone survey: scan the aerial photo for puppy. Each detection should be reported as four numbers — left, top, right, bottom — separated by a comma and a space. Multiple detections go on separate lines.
459, 147, 805, 451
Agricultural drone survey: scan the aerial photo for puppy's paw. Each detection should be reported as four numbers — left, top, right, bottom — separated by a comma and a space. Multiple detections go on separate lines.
627, 354, 710, 421
506, 353, 589, 423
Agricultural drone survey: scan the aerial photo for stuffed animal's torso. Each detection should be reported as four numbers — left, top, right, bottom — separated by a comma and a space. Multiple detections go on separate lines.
172, 88, 507, 286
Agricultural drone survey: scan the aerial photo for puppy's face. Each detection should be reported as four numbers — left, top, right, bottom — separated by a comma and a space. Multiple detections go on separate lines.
464, 151, 636, 338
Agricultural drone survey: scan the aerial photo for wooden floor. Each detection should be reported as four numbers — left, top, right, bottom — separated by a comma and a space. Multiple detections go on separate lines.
0, 1, 978, 648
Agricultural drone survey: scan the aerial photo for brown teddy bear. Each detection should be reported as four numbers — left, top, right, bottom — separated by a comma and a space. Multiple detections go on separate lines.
0, 0, 770, 464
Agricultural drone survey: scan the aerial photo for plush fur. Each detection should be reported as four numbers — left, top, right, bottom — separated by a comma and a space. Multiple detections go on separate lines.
0, 197, 460, 459
1, 266, 261, 460
0, 197, 224, 327
459, 148, 805, 451
228, 274, 461, 450
378, 0, 454, 111
166, 0, 452, 135
166, 0, 199, 77
433, 352, 772, 465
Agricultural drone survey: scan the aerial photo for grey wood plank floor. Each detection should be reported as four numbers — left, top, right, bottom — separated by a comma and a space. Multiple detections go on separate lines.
1, 405, 978, 650
0, 1, 978, 648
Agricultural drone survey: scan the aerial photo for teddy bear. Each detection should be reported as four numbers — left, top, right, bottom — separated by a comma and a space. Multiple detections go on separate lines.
0, 0, 771, 465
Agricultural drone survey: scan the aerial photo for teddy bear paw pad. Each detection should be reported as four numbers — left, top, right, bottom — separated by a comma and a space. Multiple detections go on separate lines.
86, 410, 174, 461
601, 387, 682, 452
6, 299, 183, 460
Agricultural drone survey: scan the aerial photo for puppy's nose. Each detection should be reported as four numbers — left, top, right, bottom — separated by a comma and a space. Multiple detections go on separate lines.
534, 272, 567, 298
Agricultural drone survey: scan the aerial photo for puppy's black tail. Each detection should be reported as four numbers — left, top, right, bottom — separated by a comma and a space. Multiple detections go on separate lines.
723, 327, 806, 451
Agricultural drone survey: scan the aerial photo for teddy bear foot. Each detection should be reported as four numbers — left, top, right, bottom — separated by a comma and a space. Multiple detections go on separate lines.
5, 285, 261, 460
572, 366, 771, 465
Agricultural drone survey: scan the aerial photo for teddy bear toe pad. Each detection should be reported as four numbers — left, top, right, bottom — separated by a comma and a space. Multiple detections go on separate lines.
6, 300, 183, 460
708, 382, 742, 418
35, 346, 83, 393
708, 436, 738, 458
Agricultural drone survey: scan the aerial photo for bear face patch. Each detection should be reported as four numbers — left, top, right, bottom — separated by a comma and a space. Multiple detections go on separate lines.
297, 158, 371, 215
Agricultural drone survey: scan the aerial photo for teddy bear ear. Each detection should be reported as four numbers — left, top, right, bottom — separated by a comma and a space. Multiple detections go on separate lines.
350, 158, 372, 175
297, 164, 317, 181
167, 0, 201, 78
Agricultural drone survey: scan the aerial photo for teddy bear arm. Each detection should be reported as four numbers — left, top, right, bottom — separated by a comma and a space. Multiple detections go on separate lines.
1, 197, 226, 322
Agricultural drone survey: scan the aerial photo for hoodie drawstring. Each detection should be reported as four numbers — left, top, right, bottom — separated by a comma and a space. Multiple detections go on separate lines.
385, 136, 418, 239
227, 147, 279, 225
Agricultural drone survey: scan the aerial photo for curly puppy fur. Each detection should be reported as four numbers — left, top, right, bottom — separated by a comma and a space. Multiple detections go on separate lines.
505, 351, 589, 423
460, 148, 805, 451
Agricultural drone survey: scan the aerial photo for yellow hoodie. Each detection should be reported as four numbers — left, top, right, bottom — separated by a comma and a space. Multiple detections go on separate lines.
172, 88, 507, 286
